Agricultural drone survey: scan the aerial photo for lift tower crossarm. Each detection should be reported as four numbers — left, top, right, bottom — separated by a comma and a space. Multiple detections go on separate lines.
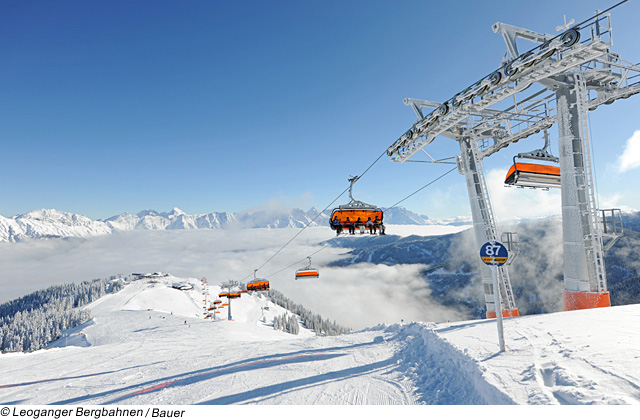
492, 22, 553, 59
388, 13, 616, 164
404, 98, 442, 119
475, 57, 640, 159
389, 40, 611, 162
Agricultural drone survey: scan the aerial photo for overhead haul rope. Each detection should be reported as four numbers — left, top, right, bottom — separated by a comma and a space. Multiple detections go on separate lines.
572, 0, 628, 32
241, 163, 457, 284
262, 165, 457, 280
239, 149, 389, 282
264, 240, 336, 279
384, 166, 457, 210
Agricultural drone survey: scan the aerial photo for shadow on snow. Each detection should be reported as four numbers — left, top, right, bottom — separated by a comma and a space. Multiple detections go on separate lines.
51, 342, 375, 405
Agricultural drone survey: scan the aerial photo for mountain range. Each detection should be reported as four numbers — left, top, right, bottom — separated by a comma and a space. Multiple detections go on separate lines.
0, 206, 466, 243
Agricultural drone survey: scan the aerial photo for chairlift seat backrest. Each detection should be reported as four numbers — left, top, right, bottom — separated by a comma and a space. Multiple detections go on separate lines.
295, 268, 319, 279
505, 162, 560, 189
295, 256, 319, 279
330, 209, 383, 229
247, 280, 270, 291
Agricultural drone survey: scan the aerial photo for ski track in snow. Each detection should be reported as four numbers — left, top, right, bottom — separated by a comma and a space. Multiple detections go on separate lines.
1, 276, 639, 405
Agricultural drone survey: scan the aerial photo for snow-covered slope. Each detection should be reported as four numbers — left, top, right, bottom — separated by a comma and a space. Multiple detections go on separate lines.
1, 275, 638, 405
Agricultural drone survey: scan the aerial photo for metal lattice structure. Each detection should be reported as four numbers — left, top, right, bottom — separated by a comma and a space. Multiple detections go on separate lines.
387, 6, 640, 316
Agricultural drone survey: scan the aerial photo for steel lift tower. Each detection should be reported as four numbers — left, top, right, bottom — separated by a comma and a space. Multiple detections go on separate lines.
387, 5, 640, 316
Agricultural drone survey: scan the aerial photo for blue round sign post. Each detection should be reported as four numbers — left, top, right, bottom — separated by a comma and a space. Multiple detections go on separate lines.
479, 241, 508, 266
480, 241, 508, 352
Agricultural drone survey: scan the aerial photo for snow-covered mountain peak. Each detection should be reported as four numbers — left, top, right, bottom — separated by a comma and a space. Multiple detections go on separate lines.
163, 207, 186, 217
1, 209, 112, 241
0, 205, 472, 243
20, 208, 90, 223
136, 209, 161, 218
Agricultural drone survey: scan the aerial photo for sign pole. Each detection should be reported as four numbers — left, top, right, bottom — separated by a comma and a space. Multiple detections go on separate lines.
480, 240, 508, 353
491, 264, 506, 352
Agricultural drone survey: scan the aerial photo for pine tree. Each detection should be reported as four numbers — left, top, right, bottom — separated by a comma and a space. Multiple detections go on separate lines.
267, 289, 350, 336
0, 276, 125, 352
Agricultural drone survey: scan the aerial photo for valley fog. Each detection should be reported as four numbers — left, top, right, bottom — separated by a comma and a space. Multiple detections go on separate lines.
0, 227, 469, 329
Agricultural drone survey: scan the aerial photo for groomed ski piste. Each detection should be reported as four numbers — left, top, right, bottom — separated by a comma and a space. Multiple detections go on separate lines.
1, 273, 639, 406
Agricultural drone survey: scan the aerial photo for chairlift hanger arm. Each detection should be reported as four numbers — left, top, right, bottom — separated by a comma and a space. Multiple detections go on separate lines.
339, 176, 379, 209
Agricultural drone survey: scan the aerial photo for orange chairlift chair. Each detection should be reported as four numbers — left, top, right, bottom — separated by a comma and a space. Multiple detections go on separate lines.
295, 256, 320, 279
330, 176, 384, 235
247, 269, 270, 292
504, 130, 560, 189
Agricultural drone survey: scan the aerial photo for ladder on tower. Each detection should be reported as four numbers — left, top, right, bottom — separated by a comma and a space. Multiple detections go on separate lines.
574, 72, 608, 292
469, 138, 518, 313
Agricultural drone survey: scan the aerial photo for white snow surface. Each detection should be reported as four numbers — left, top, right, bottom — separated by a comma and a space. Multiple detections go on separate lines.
1, 275, 639, 406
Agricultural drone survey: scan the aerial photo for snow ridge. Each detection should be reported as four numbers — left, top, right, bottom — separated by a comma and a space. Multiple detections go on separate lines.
389, 323, 515, 405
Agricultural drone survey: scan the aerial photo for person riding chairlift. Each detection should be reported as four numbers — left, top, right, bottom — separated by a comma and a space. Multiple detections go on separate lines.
332, 215, 342, 236
366, 217, 375, 234
374, 216, 385, 235
355, 217, 363, 233
345, 217, 355, 234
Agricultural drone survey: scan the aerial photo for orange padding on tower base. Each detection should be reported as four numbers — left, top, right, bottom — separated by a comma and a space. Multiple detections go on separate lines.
563, 290, 611, 311
486, 309, 520, 319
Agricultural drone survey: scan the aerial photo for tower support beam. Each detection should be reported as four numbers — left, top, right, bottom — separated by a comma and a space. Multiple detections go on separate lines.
556, 74, 610, 310
458, 136, 519, 318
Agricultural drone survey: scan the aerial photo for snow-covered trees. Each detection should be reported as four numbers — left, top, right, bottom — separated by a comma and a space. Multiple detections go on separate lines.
272, 313, 300, 335
268, 289, 350, 336
0, 276, 126, 352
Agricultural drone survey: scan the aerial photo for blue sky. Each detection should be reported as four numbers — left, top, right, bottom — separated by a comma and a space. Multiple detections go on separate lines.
1, 0, 639, 221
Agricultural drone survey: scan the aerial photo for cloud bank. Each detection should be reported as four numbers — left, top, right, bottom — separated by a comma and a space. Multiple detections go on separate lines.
0, 227, 468, 330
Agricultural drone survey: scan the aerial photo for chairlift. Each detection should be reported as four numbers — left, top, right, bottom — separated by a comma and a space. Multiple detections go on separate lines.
504, 129, 560, 189
329, 176, 384, 235
295, 256, 320, 279
247, 269, 270, 291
